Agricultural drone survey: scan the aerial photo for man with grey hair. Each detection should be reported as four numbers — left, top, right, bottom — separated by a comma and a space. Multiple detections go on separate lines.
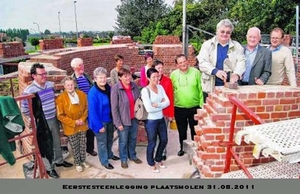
240, 27, 272, 85
197, 18, 246, 102
70, 58, 97, 157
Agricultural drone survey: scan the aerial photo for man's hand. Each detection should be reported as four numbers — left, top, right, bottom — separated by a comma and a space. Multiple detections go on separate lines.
255, 77, 264, 85
216, 70, 228, 82
230, 74, 240, 83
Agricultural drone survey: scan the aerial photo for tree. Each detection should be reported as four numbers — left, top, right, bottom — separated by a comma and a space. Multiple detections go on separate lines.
115, 0, 171, 38
29, 37, 40, 50
44, 29, 51, 35
230, 0, 298, 41
140, 21, 168, 43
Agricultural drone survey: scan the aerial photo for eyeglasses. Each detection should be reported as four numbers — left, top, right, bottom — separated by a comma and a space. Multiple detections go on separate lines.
271, 37, 282, 40
36, 73, 47, 77
220, 30, 231, 35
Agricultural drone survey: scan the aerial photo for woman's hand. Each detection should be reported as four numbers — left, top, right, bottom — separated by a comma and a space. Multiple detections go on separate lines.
118, 125, 124, 131
99, 127, 105, 133
75, 119, 84, 125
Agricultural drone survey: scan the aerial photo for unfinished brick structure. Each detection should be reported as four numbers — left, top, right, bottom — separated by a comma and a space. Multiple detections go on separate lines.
0, 42, 25, 58
77, 38, 93, 47
39, 39, 64, 50
193, 85, 300, 178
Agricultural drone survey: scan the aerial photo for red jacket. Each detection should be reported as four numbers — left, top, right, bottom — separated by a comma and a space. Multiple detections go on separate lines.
160, 75, 174, 118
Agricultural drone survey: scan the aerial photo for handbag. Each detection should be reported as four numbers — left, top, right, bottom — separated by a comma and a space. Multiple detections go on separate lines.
134, 87, 150, 120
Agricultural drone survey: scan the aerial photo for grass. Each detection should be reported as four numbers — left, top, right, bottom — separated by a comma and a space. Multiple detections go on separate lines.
93, 42, 110, 46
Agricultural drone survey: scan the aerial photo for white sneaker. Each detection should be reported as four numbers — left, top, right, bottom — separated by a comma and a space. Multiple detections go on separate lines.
82, 162, 90, 168
76, 165, 83, 172
151, 166, 160, 173
158, 162, 166, 169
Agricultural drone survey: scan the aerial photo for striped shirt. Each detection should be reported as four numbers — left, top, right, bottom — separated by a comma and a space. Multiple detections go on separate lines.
76, 76, 91, 95
21, 81, 56, 119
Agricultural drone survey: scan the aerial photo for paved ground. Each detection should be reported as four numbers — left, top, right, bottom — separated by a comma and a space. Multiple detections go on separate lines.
0, 129, 197, 179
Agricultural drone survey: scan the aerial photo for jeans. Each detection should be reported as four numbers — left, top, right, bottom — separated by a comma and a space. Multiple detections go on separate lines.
155, 116, 169, 156
174, 106, 199, 151
94, 122, 114, 166
145, 118, 168, 166
117, 118, 138, 162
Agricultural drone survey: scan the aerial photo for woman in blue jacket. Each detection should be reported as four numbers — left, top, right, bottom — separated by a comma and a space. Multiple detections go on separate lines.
88, 67, 119, 170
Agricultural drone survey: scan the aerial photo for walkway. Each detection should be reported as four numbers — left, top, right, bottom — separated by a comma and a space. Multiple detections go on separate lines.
0, 129, 196, 179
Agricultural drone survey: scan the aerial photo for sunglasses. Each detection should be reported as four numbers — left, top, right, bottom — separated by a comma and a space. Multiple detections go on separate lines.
220, 30, 231, 35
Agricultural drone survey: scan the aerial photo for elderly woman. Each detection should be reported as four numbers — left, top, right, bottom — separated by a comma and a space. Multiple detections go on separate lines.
56, 76, 90, 172
197, 18, 246, 102
111, 67, 143, 169
142, 68, 170, 173
88, 67, 120, 170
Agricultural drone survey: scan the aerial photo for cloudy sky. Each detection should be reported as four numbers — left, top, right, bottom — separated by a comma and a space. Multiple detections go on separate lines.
0, 0, 174, 34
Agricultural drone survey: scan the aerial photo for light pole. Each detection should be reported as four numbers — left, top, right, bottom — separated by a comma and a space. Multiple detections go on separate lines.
33, 22, 40, 34
73, 1, 79, 39
58, 11, 62, 37
182, 0, 187, 57
30, 28, 37, 34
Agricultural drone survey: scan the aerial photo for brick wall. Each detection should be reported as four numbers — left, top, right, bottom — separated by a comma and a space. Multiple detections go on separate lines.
77, 38, 93, 47
0, 42, 25, 58
39, 39, 64, 50
28, 43, 195, 78
193, 85, 300, 178
111, 36, 133, 44
18, 62, 68, 158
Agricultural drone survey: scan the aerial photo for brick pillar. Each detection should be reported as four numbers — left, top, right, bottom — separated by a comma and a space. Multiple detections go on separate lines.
193, 85, 300, 178
0, 42, 25, 58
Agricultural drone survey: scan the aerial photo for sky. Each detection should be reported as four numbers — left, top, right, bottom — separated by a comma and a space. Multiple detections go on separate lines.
0, 0, 174, 34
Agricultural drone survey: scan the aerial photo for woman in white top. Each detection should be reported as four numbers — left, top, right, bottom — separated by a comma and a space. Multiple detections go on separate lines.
141, 68, 170, 173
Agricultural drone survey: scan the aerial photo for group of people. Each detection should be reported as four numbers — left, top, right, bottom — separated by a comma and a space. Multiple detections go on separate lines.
197, 19, 297, 103
20, 18, 298, 178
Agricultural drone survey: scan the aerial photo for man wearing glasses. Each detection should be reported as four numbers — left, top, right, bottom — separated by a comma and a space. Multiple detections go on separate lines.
197, 19, 246, 102
266, 27, 297, 87
170, 54, 203, 157
21, 63, 73, 178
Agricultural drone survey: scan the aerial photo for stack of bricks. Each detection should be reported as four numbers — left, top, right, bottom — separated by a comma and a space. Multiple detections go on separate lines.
77, 38, 93, 47
193, 85, 300, 178
111, 36, 133, 44
39, 39, 64, 50
18, 62, 68, 158
153, 35, 181, 44
0, 42, 25, 58
153, 44, 196, 77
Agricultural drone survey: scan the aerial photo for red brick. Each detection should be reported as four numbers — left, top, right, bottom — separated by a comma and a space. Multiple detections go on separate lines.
256, 106, 265, 112
271, 112, 287, 118
210, 165, 225, 171
262, 99, 279, 105
289, 111, 300, 117
211, 114, 231, 121
257, 92, 266, 98
280, 98, 296, 104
